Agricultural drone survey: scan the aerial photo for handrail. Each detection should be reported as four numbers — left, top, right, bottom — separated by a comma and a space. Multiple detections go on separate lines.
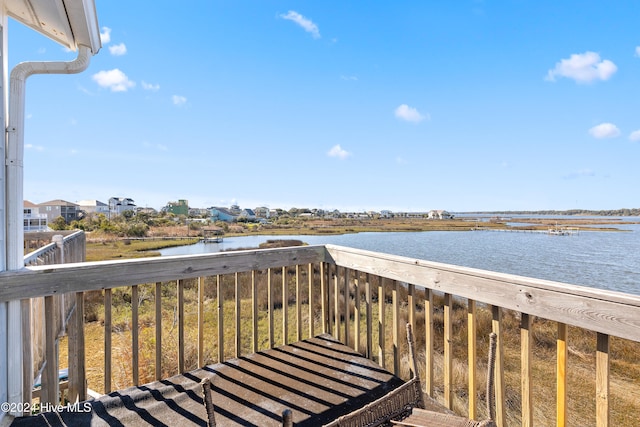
0, 245, 327, 302
324, 244, 640, 342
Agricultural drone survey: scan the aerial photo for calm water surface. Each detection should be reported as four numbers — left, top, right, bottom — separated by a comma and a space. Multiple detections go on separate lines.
160, 221, 640, 295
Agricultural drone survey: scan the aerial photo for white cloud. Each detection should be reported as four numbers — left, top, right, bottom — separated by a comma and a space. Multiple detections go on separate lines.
109, 43, 127, 56
563, 169, 595, 179
172, 95, 187, 106
142, 81, 160, 91
394, 104, 428, 123
100, 27, 111, 44
327, 144, 350, 159
340, 75, 358, 81
25, 144, 44, 151
635, 46, 640, 57
92, 69, 135, 92
588, 123, 620, 139
143, 141, 168, 151
280, 11, 320, 39
546, 52, 617, 83
629, 130, 640, 141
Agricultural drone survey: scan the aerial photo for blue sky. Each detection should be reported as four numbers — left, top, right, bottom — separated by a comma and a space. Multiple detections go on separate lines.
9, 1, 640, 212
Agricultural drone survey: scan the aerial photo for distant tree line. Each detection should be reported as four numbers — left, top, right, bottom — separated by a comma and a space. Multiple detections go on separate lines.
468, 208, 640, 216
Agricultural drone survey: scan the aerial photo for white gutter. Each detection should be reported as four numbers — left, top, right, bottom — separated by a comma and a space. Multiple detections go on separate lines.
5, 45, 92, 414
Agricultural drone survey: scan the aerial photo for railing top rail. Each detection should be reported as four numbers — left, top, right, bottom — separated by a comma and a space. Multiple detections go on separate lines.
324, 244, 640, 342
5, 242, 640, 342
0, 244, 327, 302
23, 230, 85, 265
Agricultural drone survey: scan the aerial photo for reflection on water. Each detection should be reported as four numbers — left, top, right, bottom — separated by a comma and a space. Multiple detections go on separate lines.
160, 222, 640, 295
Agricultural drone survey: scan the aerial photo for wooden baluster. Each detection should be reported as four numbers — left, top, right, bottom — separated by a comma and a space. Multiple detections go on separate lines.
596, 333, 610, 427
468, 299, 477, 419
378, 276, 386, 369
43, 295, 59, 404
344, 267, 350, 347
408, 284, 415, 340
198, 277, 205, 367
155, 282, 162, 381
425, 288, 434, 396
365, 273, 372, 360
308, 263, 314, 338
393, 280, 399, 376
334, 266, 340, 341
178, 280, 185, 373
282, 266, 288, 346
68, 291, 86, 402
444, 293, 453, 409
320, 262, 327, 334
235, 272, 241, 358
557, 322, 567, 427
296, 265, 302, 342
104, 289, 112, 393
217, 275, 224, 361
492, 306, 505, 427
252, 271, 258, 353
354, 271, 360, 353
521, 313, 532, 427
268, 269, 274, 348
132, 285, 139, 385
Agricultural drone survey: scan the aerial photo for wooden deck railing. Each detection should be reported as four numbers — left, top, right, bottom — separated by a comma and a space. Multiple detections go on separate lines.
22, 230, 86, 406
2, 243, 639, 426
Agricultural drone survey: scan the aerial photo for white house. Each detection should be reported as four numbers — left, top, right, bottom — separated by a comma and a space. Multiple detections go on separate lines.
77, 199, 109, 216
428, 210, 453, 219
109, 197, 137, 218
0, 1, 101, 419
23, 200, 48, 231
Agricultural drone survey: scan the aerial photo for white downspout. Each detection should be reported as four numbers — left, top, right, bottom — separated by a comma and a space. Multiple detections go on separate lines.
5, 45, 92, 415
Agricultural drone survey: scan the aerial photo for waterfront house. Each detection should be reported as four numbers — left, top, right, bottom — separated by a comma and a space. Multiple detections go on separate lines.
37, 200, 81, 224
165, 199, 189, 216
108, 197, 136, 218
209, 206, 238, 222
428, 209, 453, 219
23, 201, 48, 232
76, 199, 109, 216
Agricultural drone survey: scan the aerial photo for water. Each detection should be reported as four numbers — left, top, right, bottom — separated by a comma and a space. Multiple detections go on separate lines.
159, 221, 640, 295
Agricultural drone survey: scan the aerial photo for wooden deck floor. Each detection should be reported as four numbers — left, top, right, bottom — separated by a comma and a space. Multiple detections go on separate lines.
11, 335, 410, 426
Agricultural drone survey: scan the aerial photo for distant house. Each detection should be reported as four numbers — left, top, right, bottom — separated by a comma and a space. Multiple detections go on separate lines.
137, 207, 158, 215
254, 207, 270, 218
77, 199, 109, 215
428, 210, 453, 220
210, 207, 238, 222
380, 210, 393, 218
109, 197, 136, 218
24, 200, 48, 231
189, 207, 210, 217
166, 199, 189, 216
38, 199, 80, 224
238, 209, 256, 221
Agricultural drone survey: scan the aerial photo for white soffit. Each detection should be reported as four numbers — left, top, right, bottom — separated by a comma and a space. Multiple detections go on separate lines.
5, 0, 101, 53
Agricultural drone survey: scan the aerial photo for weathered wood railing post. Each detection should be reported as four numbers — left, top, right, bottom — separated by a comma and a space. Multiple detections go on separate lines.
41, 235, 64, 405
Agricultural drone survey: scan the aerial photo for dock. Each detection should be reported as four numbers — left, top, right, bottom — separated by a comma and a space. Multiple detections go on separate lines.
473, 227, 579, 235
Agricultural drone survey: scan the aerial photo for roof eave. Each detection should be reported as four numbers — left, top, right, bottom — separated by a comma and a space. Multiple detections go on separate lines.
5, 0, 101, 54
